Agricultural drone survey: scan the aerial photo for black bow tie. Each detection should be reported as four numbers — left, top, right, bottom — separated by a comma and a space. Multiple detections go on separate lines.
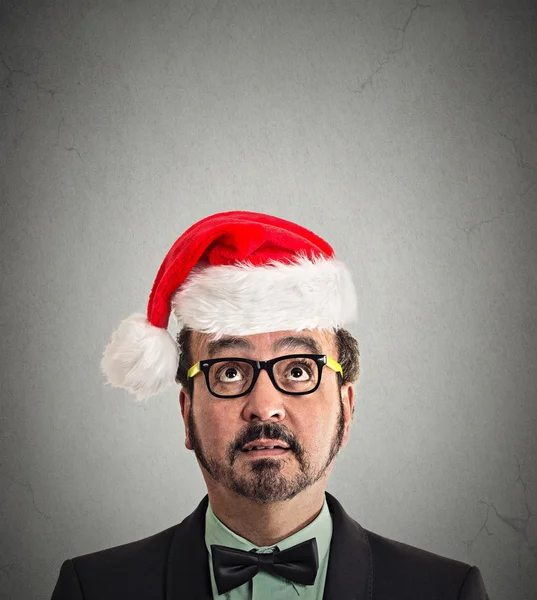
211, 537, 319, 594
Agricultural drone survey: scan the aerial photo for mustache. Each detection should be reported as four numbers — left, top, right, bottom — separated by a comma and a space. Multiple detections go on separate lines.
232, 422, 298, 454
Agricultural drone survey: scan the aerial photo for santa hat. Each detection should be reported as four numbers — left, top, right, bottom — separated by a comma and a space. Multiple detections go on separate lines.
101, 210, 357, 401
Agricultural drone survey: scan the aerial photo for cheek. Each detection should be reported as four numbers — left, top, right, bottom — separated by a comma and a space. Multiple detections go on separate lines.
295, 394, 340, 449
193, 403, 238, 450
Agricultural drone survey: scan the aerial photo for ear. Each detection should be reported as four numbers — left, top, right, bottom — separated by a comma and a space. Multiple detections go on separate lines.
340, 382, 355, 449
179, 388, 194, 451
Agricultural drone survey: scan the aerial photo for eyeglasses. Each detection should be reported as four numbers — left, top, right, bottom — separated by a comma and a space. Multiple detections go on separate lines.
187, 354, 343, 399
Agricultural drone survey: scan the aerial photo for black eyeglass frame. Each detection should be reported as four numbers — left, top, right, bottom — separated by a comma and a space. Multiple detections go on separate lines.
186, 353, 343, 399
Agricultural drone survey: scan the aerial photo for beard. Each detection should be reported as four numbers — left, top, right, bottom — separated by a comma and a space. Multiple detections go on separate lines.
187, 390, 345, 504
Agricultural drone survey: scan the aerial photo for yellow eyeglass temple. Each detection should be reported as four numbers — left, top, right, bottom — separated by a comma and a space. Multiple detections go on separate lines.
326, 356, 343, 375
187, 362, 201, 379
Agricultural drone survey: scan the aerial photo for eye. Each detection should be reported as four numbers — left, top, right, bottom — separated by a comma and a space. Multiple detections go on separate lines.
285, 361, 314, 381
215, 363, 246, 383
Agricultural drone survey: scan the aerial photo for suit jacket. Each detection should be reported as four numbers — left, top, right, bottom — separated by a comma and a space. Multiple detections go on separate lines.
51, 493, 490, 599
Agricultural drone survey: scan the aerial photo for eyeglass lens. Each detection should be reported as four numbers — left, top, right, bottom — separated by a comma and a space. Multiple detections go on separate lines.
208, 357, 319, 396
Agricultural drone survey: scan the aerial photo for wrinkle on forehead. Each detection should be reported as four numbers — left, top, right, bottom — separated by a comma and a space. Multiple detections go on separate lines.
191, 329, 338, 362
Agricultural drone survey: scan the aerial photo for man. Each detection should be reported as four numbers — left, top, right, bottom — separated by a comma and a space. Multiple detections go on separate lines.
51, 211, 490, 599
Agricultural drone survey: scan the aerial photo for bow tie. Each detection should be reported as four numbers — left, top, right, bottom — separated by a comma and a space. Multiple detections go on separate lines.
211, 538, 319, 594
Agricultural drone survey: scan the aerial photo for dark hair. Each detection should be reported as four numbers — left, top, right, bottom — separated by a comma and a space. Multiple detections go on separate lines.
175, 327, 360, 393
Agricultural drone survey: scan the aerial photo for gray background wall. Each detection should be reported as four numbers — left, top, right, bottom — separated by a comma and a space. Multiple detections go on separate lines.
1, 0, 536, 598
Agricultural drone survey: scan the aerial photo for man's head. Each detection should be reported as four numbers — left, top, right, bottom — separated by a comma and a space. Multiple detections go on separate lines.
101, 210, 360, 501
176, 327, 359, 503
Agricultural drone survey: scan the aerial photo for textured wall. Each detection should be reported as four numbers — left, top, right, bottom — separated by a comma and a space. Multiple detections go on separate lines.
1, 0, 536, 598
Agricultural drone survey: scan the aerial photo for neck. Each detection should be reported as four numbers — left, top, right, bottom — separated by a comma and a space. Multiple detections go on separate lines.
206, 480, 328, 547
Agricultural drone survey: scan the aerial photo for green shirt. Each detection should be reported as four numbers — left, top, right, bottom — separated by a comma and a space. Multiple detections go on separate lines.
205, 497, 333, 599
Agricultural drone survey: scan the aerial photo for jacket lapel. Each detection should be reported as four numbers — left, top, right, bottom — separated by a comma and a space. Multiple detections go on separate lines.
166, 495, 212, 600
323, 493, 373, 600
165, 493, 373, 600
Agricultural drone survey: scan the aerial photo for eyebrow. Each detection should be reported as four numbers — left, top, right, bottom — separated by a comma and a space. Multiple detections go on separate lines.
205, 335, 323, 358
271, 335, 322, 355
206, 337, 254, 358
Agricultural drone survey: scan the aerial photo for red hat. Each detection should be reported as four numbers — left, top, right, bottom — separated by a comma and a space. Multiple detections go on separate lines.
101, 211, 357, 400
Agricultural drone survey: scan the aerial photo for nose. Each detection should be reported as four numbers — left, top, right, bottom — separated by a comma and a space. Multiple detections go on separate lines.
241, 368, 286, 423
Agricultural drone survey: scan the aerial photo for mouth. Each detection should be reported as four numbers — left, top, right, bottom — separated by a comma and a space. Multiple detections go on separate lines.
241, 440, 291, 457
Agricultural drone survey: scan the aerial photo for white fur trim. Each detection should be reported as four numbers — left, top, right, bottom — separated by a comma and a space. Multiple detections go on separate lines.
171, 255, 357, 337
101, 313, 179, 401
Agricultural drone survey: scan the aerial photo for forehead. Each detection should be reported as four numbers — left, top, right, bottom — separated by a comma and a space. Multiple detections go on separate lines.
191, 329, 338, 360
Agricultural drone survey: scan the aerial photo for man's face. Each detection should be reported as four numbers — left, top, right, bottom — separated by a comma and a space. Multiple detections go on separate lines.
179, 329, 354, 504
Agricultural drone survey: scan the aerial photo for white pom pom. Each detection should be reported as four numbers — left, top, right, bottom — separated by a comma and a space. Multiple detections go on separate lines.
101, 313, 179, 401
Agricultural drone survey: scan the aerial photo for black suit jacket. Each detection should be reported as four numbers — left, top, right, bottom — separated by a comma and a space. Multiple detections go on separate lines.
51, 493, 490, 599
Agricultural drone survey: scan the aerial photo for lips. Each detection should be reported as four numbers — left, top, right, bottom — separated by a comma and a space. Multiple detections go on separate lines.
241, 439, 290, 452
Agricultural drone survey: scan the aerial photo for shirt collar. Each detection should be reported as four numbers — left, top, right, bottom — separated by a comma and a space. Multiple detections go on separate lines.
205, 496, 333, 594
